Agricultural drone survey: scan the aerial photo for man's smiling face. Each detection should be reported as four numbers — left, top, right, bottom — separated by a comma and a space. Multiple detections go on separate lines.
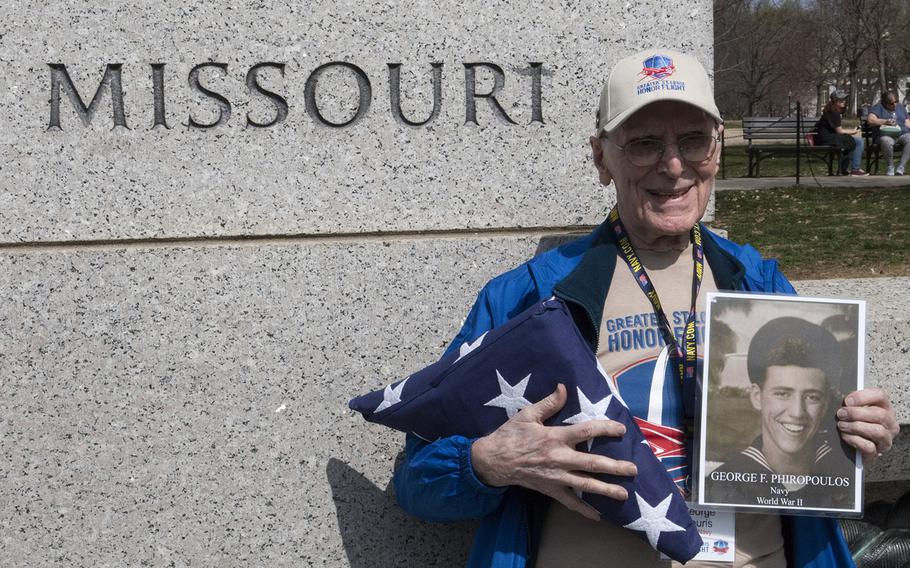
751, 365, 828, 470
592, 101, 719, 249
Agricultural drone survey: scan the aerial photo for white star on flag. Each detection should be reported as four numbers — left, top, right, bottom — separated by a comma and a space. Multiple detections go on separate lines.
484, 370, 532, 418
623, 492, 686, 548
562, 387, 613, 450
455, 331, 488, 362
374, 377, 409, 413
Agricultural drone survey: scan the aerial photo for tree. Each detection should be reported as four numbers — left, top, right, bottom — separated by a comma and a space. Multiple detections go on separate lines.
813, 0, 871, 116
714, 0, 910, 118
715, 1, 815, 116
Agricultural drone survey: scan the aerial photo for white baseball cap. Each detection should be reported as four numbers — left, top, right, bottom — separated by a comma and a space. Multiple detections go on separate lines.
596, 49, 722, 135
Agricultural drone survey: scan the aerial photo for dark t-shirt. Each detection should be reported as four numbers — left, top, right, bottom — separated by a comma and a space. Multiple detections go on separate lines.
814, 109, 856, 153
815, 110, 843, 145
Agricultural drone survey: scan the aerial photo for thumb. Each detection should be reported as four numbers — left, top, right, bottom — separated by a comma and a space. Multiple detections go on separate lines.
518, 383, 567, 423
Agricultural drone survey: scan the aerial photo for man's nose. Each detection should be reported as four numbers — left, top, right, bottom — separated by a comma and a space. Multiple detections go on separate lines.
656, 141, 685, 177
787, 397, 809, 417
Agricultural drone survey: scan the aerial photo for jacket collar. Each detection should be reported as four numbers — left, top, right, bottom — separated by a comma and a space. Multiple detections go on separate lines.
553, 218, 746, 349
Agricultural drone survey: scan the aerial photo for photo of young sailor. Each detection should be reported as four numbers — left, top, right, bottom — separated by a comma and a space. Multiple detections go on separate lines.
699, 294, 863, 514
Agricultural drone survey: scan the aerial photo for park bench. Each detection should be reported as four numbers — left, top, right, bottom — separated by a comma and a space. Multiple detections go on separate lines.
862, 121, 906, 174
742, 116, 840, 177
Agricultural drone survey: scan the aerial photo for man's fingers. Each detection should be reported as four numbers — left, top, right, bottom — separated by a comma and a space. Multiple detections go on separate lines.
560, 471, 630, 501
837, 405, 889, 423
839, 432, 878, 461
550, 446, 638, 477
844, 387, 892, 409
837, 405, 899, 435
837, 388, 900, 457
517, 383, 567, 423
837, 420, 895, 453
561, 418, 627, 444
543, 476, 631, 522
547, 485, 602, 522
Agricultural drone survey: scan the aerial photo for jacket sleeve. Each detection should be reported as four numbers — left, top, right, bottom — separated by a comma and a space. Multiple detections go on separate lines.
444, 266, 542, 356
733, 241, 796, 295
761, 253, 796, 295
392, 272, 538, 521
393, 433, 508, 521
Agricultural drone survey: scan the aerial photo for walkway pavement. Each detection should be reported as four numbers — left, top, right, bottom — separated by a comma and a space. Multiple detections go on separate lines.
715, 175, 910, 191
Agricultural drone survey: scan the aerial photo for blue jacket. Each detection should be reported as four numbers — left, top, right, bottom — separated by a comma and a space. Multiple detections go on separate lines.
393, 222, 855, 568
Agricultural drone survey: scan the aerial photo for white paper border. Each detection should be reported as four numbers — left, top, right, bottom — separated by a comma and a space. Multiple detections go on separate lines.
697, 292, 865, 515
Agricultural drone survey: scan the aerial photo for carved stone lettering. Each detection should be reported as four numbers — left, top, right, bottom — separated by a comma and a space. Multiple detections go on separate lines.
187, 62, 232, 129
246, 62, 289, 128
304, 62, 372, 128
463, 63, 517, 125
151, 63, 170, 129
388, 63, 442, 127
529, 62, 544, 124
46, 60, 543, 130
48, 63, 128, 130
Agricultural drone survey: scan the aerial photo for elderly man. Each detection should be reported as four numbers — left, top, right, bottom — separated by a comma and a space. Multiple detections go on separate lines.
393, 49, 898, 568
867, 90, 910, 176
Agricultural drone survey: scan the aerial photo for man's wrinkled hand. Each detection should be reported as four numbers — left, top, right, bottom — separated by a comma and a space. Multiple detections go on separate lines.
836, 387, 900, 462
471, 384, 637, 521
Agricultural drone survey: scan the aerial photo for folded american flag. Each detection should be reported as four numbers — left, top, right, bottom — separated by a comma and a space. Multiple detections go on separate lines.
349, 298, 702, 562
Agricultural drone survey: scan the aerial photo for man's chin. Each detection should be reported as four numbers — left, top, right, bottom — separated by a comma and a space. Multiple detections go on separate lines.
643, 214, 701, 238
644, 195, 705, 224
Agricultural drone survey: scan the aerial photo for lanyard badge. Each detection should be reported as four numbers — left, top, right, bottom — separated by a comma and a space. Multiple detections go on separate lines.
607, 206, 704, 419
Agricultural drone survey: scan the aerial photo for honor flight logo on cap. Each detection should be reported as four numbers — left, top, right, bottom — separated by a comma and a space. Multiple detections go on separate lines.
596, 48, 722, 135
640, 54, 675, 81
636, 54, 686, 96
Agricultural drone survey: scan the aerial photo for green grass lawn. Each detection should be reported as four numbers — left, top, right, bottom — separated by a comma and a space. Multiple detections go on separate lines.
714, 186, 910, 279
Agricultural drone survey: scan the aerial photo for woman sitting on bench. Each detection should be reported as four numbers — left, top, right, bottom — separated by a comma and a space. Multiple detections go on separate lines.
815, 90, 869, 176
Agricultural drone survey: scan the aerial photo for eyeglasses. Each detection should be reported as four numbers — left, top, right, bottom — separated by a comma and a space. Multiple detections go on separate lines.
606, 132, 720, 167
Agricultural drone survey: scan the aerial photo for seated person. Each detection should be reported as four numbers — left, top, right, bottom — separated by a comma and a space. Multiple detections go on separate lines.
815, 90, 868, 176
867, 90, 910, 175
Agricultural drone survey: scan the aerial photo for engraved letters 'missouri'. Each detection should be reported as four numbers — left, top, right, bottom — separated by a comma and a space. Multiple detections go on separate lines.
46, 62, 547, 130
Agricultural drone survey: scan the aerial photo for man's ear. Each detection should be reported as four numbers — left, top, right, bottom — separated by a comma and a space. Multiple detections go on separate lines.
749, 383, 762, 412
589, 135, 614, 186
714, 124, 725, 166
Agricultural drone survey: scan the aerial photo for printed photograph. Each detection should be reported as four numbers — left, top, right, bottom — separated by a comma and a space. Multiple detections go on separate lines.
698, 293, 864, 514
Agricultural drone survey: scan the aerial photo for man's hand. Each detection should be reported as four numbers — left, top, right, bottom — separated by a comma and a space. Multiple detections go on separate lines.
471, 384, 637, 521
836, 387, 900, 462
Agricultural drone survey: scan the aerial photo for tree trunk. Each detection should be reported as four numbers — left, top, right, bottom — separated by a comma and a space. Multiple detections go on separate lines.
849, 59, 859, 118
878, 44, 888, 95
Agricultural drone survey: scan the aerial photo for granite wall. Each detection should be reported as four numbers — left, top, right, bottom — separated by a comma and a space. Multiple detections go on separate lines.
0, 1, 905, 567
